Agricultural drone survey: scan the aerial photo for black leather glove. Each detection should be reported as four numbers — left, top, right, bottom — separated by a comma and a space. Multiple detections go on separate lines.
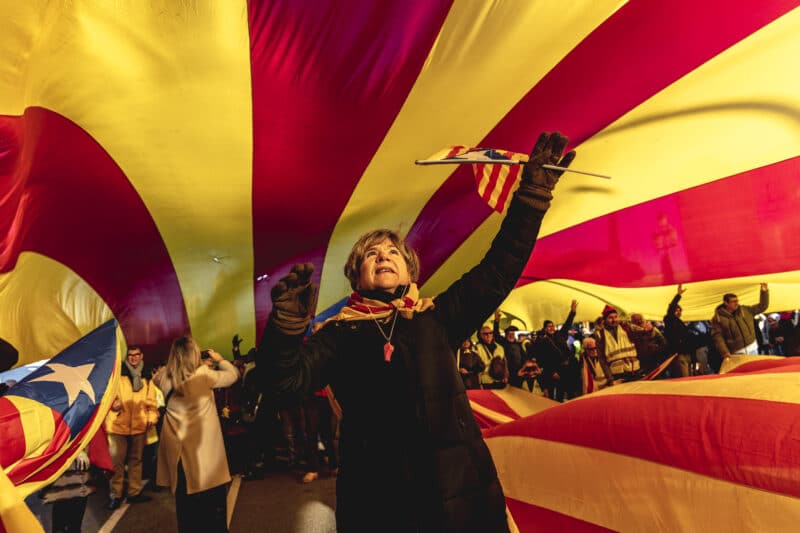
271, 262, 317, 335
232, 334, 242, 347
517, 131, 576, 211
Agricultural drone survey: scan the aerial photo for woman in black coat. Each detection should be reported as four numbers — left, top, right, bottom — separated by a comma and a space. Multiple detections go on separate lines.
258, 132, 575, 532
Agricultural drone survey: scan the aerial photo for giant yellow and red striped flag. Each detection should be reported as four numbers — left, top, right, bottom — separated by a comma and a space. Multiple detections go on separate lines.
3, 1, 800, 369
484, 357, 800, 532
0, 320, 119, 533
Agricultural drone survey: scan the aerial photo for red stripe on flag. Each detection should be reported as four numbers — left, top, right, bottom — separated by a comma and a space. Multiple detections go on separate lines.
506, 497, 616, 532
655, 361, 800, 383
0, 398, 26, 468
494, 163, 520, 213
725, 358, 800, 374
518, 156, 800, 289
487, 393, 800, 498
481, 164, 503, 205
446, 145, 465, 158
249, 1, 453, 343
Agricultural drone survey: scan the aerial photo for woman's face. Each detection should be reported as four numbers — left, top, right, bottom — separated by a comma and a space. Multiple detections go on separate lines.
357, 238, 410, 293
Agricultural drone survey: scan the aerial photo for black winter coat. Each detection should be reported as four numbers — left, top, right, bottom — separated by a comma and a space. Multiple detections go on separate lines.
664, 293, 694, 356
259, 198, 545, 532
532, 310, 576, 388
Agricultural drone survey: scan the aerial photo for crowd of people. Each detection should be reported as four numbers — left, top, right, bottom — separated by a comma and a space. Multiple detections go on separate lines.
94, 333, 340, 532
456, 283, 800, 400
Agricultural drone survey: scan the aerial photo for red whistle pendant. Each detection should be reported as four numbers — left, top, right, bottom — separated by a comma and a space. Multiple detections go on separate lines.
383, 342, 395, 362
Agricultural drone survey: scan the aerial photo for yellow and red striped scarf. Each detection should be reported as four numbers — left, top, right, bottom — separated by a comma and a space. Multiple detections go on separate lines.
326, 283, 435, 323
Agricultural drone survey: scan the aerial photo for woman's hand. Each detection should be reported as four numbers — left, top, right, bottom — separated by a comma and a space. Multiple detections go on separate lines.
205, 349, 224, 363
271, 263, 318, 335
518, 132, 576, 211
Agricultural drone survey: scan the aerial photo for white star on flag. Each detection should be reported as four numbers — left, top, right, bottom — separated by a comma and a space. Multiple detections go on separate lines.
29, 363, 96, 406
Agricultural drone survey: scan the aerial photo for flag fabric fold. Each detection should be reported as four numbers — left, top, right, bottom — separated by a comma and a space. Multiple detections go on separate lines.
0, 319, 120, 533
485, 357, 800, 531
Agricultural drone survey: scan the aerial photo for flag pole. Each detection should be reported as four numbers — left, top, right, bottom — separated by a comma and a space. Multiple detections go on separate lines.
541, 164, 612, 180
414, 159, 611, 179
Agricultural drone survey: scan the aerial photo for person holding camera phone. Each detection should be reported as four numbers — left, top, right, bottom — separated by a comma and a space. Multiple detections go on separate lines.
153, 338, 239, 533
518, 358, 545, 395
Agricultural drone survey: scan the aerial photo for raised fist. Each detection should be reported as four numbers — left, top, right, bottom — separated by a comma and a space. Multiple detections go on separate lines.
518, 131, 576, 211
271, 263, 317, 335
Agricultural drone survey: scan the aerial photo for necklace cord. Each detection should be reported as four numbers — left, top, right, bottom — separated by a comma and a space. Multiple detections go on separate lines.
365, 285, 409, 345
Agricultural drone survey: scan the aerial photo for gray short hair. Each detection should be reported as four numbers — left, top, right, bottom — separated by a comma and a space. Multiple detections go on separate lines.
343, 229, 419, 291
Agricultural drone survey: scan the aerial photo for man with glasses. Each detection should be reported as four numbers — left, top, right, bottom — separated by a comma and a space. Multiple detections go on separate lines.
711, 284, 769, 364
106, 346, 159, 509
581, 337, 609, 390
475, 326, 507, 389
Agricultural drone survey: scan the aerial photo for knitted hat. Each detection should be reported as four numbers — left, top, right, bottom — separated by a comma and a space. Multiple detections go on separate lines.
602, 305, 617, 318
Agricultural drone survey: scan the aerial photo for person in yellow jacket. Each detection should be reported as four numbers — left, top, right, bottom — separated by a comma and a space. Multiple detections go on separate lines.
475, 326, 508, 388
105, 345, 159, 509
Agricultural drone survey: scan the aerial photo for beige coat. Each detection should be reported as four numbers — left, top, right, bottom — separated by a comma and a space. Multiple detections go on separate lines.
153, 360, 239, 495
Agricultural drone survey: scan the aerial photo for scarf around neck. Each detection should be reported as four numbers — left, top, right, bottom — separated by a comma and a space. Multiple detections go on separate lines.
326, 283, 435, 324
124, 359, 144, 392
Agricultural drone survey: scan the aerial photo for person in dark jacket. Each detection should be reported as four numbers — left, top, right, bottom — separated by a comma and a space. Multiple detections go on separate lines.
711, 284, 769, 365
456, 339, 485, 390
776, 312, 800, 356
492, 311, 526, 388
258, 132, 575, 532
664, 284, 694, 377
531, 300, 578, 401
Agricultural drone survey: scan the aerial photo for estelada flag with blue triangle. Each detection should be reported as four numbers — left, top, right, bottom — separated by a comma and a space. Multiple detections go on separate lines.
0, 319, 120, 517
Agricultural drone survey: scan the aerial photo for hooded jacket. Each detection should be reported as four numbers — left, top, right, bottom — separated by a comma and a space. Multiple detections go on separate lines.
710, 290, 769, 355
